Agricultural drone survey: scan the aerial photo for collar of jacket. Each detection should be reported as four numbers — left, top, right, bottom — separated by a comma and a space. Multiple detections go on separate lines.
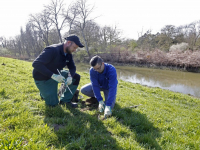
101, 63, 108, 75
59, 43, 66, 56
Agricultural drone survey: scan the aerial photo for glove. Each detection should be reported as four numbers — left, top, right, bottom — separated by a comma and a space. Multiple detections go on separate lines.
104, 106, 112, 118
65, 76, 72, 85
98, 100, 105, 113
51, 74, 65, 83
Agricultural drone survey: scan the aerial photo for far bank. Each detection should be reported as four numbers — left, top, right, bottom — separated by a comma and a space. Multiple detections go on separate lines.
74, 49, 200, 73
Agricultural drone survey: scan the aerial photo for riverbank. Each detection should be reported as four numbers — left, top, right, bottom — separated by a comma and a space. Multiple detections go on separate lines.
110, 61, 200, 73
75, 49, 200, 73
77, 59, 200, 73
1, 57, 200, 149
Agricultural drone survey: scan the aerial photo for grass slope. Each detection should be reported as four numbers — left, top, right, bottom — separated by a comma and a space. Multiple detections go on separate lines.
0, 57, 200, 150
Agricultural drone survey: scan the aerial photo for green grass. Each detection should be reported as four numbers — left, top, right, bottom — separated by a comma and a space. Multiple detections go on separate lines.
0, 56, 200, 150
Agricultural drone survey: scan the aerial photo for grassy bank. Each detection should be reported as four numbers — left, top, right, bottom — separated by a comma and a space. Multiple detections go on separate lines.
0, 57, 200, 150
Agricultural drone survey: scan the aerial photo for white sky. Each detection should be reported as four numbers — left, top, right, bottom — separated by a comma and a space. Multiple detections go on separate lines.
0, 0, 200, 40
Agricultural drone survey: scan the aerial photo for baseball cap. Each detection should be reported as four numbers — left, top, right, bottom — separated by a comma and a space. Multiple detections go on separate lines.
64, 35, 84, 48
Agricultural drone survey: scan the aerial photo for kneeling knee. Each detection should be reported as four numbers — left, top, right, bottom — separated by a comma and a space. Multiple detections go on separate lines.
80, 86, 86, 95
73, 73, 80, 85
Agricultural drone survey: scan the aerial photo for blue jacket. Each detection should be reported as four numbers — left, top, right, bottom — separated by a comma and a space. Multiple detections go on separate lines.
32, 43, 76, 80
90, 63, 118, 106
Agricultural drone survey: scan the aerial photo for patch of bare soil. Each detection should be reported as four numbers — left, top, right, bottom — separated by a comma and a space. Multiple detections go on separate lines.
80, 101, 98, 112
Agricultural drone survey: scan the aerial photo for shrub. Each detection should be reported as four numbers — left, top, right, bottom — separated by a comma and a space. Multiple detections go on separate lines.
74, 50, 88, 62
0, 48, 10, 56
169, 42, 189, 52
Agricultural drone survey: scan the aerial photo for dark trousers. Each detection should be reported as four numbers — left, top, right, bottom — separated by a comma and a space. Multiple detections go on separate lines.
34, 70, 80, 106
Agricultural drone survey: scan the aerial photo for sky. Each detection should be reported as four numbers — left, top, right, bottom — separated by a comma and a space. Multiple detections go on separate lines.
0, 0, 200, 40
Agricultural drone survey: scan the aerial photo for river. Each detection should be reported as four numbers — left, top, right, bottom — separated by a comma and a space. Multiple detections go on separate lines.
76, 63, 200, 98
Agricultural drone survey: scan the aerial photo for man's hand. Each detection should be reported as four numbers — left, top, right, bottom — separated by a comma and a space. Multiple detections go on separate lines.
51, 74, 65, 83
104, 106, 112, 118
98, 100, 105, 113
65, 76, 72, 85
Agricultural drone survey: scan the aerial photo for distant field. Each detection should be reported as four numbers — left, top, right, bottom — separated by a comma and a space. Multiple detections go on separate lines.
0, 57, 200, 150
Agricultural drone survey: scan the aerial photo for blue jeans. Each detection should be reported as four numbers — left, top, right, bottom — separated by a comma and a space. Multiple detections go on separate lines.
80, 83, 116, 109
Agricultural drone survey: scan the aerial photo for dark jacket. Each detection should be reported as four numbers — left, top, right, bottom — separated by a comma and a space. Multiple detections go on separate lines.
32, 43, 76, 80
90, 63, 118, 106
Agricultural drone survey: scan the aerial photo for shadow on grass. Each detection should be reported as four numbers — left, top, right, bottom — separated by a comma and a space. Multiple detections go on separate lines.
113, 103, 162, 150
0, 88, 9, 99
44, 104, 122, 149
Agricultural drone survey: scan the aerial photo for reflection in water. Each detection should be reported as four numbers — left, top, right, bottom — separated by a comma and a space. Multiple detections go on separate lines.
119, 73, 198, 97
116, 66, 200, 98
76, 63, 200, 98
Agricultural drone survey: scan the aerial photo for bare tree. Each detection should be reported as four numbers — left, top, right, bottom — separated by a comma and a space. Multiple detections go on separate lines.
137, 30, 155, 50
48, 29, 60, 44
22, 24, 33, 57
159, 25, 176, 50
84, 21, 100, 48
172, 26, 185, 44
5, 37, 17, 56
19, 27, 26, 56
187, 21, 200, 50
15, 35, 23, 57
99, 25, 122, 51
29, 10, 53, 46
0, 36, 6, 48
137, 27, 144, 39
18, 23, 40, 58
29, 24, 46, 56
72, 0, 96, 57
44, 0, 69, 43
64, 2, 80, 34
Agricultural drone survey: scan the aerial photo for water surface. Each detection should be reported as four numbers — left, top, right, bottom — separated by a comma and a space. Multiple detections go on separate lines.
76, 63, 200, 98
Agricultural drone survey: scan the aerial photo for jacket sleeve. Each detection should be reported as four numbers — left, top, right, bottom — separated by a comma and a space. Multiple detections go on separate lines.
105, 67, 118, 106
66, 55, 76, 77
90, 69, 103, 101
32, 47, 55, 78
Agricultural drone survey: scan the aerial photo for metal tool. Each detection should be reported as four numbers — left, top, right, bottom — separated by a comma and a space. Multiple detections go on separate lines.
57, 69, 73, 95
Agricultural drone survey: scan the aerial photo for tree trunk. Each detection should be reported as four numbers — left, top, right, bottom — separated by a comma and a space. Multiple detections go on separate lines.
81, 30, 90, 58
57, 27, 62, 43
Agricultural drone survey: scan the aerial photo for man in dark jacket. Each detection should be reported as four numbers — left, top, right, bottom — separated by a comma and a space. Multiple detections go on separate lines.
32, 35, 84, 107
81, 55, 118, 118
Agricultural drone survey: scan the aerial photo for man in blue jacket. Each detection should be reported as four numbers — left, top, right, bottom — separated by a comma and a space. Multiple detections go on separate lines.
81, 55, 118, 118
32, 35, 84, 107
